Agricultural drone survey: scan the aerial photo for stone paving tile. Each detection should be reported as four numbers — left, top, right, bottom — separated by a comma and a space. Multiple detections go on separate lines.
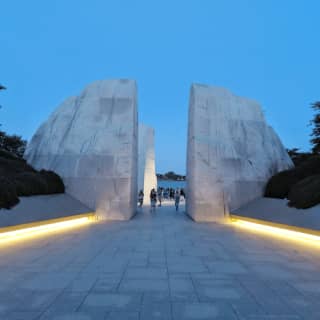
40, 291, 88, 318
90, 276, 120, 293
124, 267, 168, 279
15, 290, 63, 313
40, 311, 107, 319
172, 302, 238, 319
205, 261, 249, 275
140, 302, 172, 320
0, 203, 320, 319
283, 295, 320, 319
194, 279, 255, 304
106, 311, 139, 320
5, 311, 43, 320
19, 272, 76, 291
119, 279, 170, 293
248, 263, 297, 280
66, 275, 98, 292
81, 292, 142, 311
142, 291, 170, 303
238, 316, 302, 320
231, 301, 266, 319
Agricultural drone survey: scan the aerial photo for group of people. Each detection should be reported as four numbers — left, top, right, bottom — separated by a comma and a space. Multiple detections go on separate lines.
138, 187, 185, 212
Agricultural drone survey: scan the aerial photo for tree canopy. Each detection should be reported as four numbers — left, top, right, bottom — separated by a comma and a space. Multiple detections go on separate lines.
310, 101, 320, 154
0, 131, 27, 158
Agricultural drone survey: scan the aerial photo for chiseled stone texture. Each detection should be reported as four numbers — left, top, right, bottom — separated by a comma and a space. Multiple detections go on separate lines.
24, 79, 138, 220
138, 124, 157, 204
186, 84, 293, 222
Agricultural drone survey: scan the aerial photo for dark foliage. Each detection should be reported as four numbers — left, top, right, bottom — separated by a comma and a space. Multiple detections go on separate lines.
13, 172, 49, 196
265, 156, 320, 208
0, 154, 35, 177
0, 131, 27, 158
0, 149, 65, 209
287, 148, 314, 166
40, 170, 65, 194
265, 156, 320, 199
0, 177, 19, 209
264, 170, 302, 199
157, 171, 186, 181
310, 101, 320, 154
0, 148, 20, 160
288, 175, 320, 209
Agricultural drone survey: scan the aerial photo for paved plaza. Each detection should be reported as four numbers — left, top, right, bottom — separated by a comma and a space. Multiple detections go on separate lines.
1, 202, 320, 319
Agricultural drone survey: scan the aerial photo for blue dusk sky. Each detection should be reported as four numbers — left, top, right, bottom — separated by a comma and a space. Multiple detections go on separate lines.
1, 0, 319, 174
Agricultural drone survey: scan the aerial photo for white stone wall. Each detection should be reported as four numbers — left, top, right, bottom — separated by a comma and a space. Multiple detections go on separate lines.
25, 79, 138, 221
186, 84, 293, 222
138, 124, 157, 204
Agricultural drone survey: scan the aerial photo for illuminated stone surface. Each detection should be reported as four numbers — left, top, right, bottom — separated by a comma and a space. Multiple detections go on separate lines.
233, 197, 320, 232
0, 205, 318, 319
186, 84, 293, 222
24, 79, 138, 220
138, 124, 157, 204
0, 194, 91, 228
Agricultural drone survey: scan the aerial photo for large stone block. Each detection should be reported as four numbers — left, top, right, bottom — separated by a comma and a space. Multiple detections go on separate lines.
186, 84, 293, 222
24, 79, 138, 220
138, 124, 157, 204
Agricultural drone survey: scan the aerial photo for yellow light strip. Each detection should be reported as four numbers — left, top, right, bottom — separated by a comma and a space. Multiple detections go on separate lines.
231, 217, 320, 245
0, 215, 94, 244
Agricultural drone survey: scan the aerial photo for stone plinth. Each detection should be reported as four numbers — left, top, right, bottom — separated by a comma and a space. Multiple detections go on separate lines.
24, 79, 138, 220
186, 84, 293, 222
138, 124, 157, 204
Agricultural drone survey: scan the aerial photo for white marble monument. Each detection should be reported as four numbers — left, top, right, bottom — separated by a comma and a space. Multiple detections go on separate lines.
25, 79, 138, 220
186, 84, 293, 222
138, 124, 157, 204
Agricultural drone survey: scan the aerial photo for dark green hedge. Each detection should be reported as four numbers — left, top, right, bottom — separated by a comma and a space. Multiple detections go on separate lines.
0, 177, 20, 209
39, 170, 65, 194
265, 156, 320, 199
265, 156, 320, 209
0, 149, 65, 209
264, 170, 302, 199
288, 175, 320, 209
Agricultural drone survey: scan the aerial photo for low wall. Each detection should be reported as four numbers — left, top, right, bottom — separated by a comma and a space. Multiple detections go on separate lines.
232, 197, 320, 234
0, 194, 92, 230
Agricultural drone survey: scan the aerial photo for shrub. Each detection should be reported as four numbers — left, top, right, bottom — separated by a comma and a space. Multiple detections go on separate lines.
264, 156, 320, 199
13, 172, 49, 196
0, 177, 19, 209
0, 148, 20, 160
0, 131, 27, 158
0, 156, 34, 177
264, 170, 302, 199
288, 175, 320, 209
40, 170, 65, 194
0, 150, 65, 209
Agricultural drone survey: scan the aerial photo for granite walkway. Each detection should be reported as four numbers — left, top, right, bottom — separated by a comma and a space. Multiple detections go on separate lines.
0, 203, 320, 320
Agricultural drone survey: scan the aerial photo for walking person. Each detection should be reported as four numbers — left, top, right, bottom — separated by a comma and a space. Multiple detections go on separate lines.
158, 187, 163, 207
180, 188, 186, 200
150, 188, 157, 212
170, 188, 174, 200
138, 190, 144, 207
174, 189, 181, 211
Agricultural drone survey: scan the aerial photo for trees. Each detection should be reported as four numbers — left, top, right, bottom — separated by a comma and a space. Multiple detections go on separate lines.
0, 131, 27, 158
0, 84, 27, 157
156, 171, 186, 181
286, 148, 313, 166
310, 101, 320, 154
